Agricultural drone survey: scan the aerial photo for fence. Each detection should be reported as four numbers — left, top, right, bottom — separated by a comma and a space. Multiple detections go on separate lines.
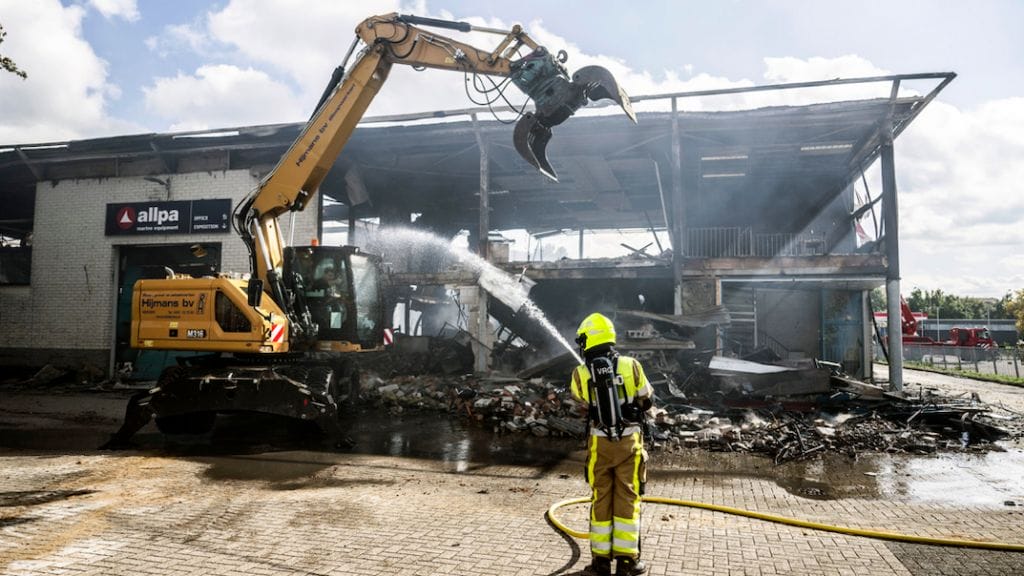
879, 343, 1024, 379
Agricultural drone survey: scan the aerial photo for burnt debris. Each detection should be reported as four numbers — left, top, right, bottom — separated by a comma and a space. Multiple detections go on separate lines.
355, 344, 1018, 463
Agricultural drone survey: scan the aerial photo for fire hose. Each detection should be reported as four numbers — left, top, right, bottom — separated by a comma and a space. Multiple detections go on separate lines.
547, 496, 1024, 552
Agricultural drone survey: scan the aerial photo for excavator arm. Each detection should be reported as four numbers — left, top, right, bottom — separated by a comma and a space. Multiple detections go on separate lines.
114, 13, 635, 445
236, 12, 636, 342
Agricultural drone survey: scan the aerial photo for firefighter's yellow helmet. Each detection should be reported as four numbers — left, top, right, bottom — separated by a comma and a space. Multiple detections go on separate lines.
575, 313, 616, 351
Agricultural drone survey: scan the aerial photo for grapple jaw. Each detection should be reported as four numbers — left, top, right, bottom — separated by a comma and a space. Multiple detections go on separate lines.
513, 112, 555, 180
572, 65, 637, 124
510, 48, 636, 181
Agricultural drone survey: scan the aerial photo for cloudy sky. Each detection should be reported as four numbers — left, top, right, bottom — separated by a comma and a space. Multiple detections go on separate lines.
1, 0, 1022, 298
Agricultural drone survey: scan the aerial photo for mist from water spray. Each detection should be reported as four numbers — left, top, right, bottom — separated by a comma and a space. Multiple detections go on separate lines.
366, 227, 583, 365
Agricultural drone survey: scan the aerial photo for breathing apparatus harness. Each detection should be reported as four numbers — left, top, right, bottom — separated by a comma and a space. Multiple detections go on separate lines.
579, 345, 644, 441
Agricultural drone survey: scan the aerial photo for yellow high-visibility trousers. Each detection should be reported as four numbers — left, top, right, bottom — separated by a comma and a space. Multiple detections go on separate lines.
585, 431, 647, 559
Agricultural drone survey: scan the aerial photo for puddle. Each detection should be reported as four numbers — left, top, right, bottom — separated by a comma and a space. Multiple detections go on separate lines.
873, 448, 1024, 506
345, 411, 578, 471
775, 478, 835, 500
199, 454, 332, 483
653, 451, 879, 500
0, 406, 578, 472
157, 411, 580, 487
652, 448, 1024, 506
773, 450, 1024, 505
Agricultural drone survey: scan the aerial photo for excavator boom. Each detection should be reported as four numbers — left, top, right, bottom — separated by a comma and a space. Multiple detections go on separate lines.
249, 12, 633, 218
240, 12, 636, 334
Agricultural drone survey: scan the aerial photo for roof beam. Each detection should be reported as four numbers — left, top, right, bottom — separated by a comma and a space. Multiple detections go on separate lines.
15, 148, 42, 181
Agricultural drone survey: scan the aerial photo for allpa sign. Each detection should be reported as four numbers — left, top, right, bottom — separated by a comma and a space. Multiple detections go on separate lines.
105, 200, 231, 236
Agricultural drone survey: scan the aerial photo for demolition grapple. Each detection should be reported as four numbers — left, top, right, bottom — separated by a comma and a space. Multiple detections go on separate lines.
510, 47, 637, 180
385, 13, 637, 181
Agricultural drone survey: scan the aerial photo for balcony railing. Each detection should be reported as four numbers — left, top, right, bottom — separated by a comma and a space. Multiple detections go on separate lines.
686, 227, 826, 258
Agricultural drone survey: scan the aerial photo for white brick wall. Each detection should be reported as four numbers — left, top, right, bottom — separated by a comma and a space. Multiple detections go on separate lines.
0, 169, 319, 356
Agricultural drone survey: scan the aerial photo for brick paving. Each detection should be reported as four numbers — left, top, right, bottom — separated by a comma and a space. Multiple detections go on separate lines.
2, 377, 1024, 575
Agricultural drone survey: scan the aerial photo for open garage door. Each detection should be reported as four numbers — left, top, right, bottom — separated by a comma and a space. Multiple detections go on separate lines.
114, 243, 221, 382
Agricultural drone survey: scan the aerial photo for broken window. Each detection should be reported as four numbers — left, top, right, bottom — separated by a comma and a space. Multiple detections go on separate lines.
0, 184, 34, 285
0, 245, 31, 285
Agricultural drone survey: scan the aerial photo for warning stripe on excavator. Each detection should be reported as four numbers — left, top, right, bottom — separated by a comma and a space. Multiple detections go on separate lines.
270, 324, 284, 343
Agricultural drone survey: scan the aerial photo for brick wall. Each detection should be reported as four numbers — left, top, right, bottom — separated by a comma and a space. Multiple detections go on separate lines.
0, 169, 319, 372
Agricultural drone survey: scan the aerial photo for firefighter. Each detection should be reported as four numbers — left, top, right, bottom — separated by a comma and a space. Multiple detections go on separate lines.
570, 313, 653, 576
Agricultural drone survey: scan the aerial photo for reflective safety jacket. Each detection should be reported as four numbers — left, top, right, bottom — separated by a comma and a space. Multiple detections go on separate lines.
570, 355, 652, 437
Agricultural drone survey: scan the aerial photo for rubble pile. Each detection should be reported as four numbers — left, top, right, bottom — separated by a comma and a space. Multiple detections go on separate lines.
360, 373, 584, 437
647, 404, 1010, 464
358, 367, 1021, 463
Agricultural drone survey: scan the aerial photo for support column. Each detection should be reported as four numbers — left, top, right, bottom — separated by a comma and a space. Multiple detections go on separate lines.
670, 98, 685, 314
347, 206, 356, 246
473, 114, 490, 261
861, 290, 873, 380
471, 114, 491, 373
681, 277, 719, 352
881, 120, 903, 391
460, 286, 492, 375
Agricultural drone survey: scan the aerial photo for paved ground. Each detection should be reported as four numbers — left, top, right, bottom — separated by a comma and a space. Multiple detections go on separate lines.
2, 369, 1024, 576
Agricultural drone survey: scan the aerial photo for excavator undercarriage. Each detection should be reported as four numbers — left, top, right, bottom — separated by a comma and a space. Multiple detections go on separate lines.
105, 358, 358, 447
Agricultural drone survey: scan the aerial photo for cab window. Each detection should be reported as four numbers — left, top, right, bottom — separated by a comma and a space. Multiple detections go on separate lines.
216, 291, 251, 333
305, 257, 349, 299
350, 254, 381, 341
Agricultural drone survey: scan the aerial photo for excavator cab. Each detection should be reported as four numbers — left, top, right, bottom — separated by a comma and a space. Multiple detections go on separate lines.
283, 246, 384, 352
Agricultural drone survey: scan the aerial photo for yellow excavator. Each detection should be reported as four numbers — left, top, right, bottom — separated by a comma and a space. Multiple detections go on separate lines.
105, 13, 636, 445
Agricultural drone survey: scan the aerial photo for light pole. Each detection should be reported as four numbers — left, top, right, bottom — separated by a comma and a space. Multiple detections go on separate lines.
935, 307, 941, 341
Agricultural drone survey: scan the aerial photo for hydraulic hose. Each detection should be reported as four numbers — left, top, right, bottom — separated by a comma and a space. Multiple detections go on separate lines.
547, 496, 1024, 552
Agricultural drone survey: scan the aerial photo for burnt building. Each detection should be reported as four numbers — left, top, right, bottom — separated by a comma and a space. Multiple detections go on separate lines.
0, 73, 953, 385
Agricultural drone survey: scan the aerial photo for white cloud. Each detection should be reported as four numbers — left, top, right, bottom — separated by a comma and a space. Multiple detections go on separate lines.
763, 55, 886, 83
0, 0, 138, 143
893, 97, 1024, 297
145, 23, 213, 58
88, 0, 140, 22
143, 65, 304, 131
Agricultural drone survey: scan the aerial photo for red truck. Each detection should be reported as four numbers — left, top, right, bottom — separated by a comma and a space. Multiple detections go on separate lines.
893, 296, 997, 348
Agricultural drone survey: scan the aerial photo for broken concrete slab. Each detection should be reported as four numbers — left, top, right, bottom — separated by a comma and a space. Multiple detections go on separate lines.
707, 356, 832, 398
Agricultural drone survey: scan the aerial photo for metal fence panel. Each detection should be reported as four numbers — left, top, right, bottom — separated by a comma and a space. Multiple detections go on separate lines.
878, 343, 1022, 378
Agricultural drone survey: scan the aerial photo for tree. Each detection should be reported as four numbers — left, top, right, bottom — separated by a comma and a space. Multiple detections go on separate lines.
902, 287, 1014, 321
1006, 289, 1024, 337
869, 287, 886, 312
1, 23, 27, 80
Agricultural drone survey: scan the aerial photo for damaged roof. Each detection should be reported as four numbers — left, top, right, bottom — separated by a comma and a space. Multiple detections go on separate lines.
0, 73, 954, 240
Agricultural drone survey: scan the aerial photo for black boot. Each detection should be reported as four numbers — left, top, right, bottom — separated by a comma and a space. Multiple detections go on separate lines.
584, 556, 612, 576
615, 556, 647, 576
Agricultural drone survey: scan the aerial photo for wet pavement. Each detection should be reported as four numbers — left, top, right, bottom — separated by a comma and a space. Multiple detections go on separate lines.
2, 370, 1024, 575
